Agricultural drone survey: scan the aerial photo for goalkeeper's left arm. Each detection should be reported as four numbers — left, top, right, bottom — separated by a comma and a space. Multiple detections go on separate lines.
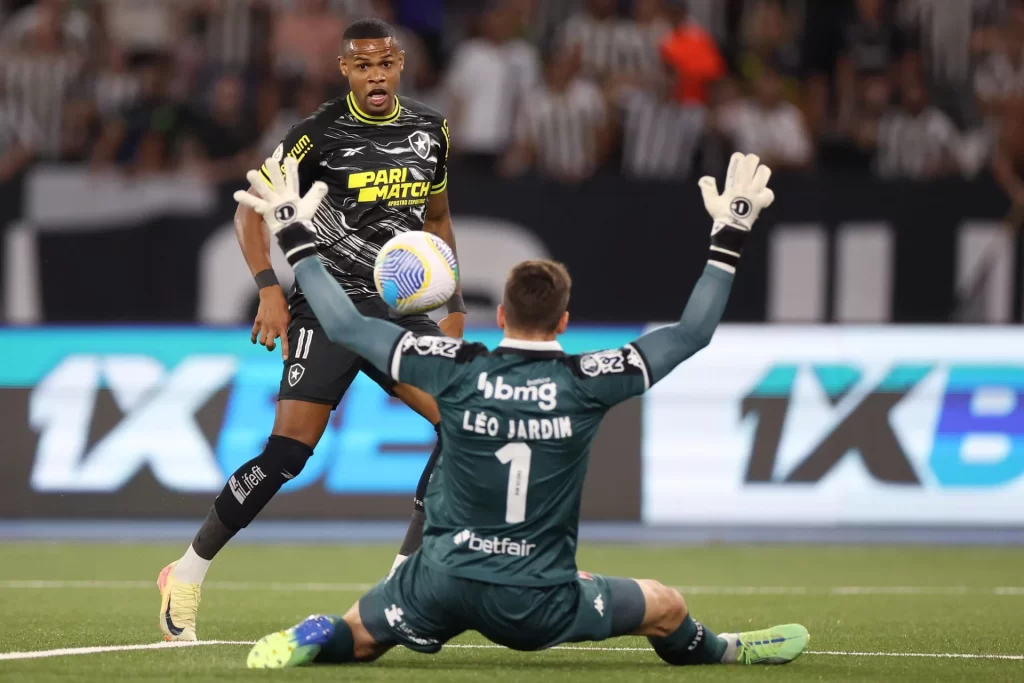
633, 153, 775, 386
233, 157, 403, 375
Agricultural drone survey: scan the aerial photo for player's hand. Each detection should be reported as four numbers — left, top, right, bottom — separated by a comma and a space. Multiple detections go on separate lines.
253, 285, 292, 359
439, 312, 466, 339
698, 152, 775, 233
233, 156, 328, 234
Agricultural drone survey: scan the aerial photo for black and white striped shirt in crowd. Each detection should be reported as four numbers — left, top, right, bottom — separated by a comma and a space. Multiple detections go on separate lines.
560, 14, 670, 80
0, 103, 42, 155
619, 90, 706, 181
1, 54, 81, 158
519, 79, 607, 179
197, 0, 372, 68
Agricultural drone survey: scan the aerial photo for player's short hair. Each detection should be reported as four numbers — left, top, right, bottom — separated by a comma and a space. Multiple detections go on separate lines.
503, 260, 572, 333
342, 18, 397, 45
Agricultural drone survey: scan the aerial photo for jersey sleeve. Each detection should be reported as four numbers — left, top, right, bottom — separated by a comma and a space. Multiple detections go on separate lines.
570, 344, 652, 408
430, 118, 449, 195
388, 331, 486, 396
258, 112, 326, 194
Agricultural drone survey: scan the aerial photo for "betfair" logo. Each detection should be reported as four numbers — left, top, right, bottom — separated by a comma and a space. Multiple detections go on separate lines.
348, 168, 431, 205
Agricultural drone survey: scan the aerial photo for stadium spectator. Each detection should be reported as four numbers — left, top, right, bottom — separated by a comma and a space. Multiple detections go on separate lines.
0, 0, 92, 53
0, 81, 38, 182
873, 76, 961, 179
992, 113, 1024, 207
659, 0, 726, 105
501, 45, 611, 184
271, 0, 347, 82
258, 77, 325, 157
444, 5, 540, 174
716, 63, 812, 170
612, 59, 706, 181
735, 0, 804, 104
835, 0, 910, 137
973, 0, 1024, 120
370, 0, 435, 99
181, 72, 261, 186
559, 0, 620, 81
0, 0, 83, 161
89, 52, 185, 174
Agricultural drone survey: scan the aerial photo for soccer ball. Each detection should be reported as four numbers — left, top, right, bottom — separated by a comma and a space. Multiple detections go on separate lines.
374, 231, 458, 314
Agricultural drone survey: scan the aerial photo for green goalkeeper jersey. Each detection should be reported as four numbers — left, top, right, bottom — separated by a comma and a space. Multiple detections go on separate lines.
387, 334, 652, 587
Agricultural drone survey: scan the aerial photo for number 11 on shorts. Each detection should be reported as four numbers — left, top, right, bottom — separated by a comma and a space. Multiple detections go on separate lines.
495, 443, 532, 523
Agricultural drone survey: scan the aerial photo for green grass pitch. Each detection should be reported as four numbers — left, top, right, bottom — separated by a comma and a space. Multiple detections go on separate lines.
1, 542, 1022, 682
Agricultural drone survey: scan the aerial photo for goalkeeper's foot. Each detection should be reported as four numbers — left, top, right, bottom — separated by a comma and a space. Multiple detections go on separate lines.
157, 562, 201, 642
720, 624, 809, 665
247, 615, 339, 669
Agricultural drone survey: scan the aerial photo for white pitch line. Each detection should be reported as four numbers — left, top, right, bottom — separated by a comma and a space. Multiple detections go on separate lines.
2, 641, 1021, 663
1, 580, 1021, 596
0, 641, 252, 661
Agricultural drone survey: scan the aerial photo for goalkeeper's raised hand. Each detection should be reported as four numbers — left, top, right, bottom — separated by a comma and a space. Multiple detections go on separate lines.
698, 152, 775, 273
234, 156, 329, 266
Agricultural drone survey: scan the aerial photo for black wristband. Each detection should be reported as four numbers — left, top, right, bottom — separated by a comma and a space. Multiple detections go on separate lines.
254, 269, 279, 289
709, 222, 750, 271
276, 221, 318, 267
446, 291, 467, 314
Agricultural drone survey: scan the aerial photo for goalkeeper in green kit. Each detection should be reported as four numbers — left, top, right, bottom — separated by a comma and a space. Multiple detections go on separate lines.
233, 152, 809, 669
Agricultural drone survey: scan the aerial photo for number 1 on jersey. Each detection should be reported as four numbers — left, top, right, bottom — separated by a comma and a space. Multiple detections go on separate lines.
494, 443, 532, 523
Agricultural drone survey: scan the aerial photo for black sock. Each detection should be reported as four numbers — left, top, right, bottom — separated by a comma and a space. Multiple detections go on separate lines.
190, 507, 237, 561
208, 436, 313, 549
649, 614, 728, 666
313, 616, 356, 663
398, 509, 426, 557
397, 426, 442, 557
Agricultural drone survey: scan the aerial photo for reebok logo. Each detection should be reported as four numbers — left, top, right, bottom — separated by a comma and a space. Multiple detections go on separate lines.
453, 530, 536, 557
477, 373, 557, 411
229, 465, 266, 504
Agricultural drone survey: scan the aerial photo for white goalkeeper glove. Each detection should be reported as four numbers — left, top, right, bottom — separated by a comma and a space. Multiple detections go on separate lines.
698, 152, 775, 273
234, 156, 329, 266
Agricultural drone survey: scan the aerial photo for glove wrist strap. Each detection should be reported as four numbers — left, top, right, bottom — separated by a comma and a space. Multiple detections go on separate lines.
276, 221, 317, 267
709, 221, 750, 272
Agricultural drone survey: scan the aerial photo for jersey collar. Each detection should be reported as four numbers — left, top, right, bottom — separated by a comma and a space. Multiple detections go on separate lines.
346, 91, 401, 125
497, 338, 564, 358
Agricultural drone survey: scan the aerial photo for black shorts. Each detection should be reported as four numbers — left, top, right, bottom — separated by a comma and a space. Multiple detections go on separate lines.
278, 292, 441, 408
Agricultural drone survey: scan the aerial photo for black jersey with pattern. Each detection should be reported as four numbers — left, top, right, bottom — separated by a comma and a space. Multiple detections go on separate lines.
260, 92, 449, 299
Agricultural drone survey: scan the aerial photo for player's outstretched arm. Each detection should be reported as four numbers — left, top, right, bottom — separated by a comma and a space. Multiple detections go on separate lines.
233, 157, 405, 374
633, 153, 775, 386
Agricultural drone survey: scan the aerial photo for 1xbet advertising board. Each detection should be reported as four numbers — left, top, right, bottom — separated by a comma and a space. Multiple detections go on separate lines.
643, 327, 1024, 525
0, 327, 644, 520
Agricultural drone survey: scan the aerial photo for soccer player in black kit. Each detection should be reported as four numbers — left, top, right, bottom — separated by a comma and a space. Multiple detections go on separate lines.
157, 19, 464, 642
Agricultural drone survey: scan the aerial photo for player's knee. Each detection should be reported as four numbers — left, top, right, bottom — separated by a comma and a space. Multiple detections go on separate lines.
639, 580, 688, 637
272, 400, 332, 446
260, 435, 315, 479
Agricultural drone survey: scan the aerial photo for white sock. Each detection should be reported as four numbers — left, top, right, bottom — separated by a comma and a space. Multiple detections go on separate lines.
172, 546, 212, 584
718, 633, 739, 664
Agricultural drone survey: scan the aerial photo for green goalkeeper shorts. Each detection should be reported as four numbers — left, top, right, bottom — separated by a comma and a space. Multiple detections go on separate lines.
359, 551, 643, 653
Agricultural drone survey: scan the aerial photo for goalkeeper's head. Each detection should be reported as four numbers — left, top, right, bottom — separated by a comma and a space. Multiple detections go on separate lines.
499, 260, 572, 340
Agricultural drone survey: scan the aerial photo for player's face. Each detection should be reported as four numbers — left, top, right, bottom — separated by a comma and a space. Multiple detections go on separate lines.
339, 38, 404, 115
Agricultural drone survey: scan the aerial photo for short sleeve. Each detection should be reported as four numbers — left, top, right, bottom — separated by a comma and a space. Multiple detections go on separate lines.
259, 112, 326, 195
431, 118, 449, 195
388, 332, 486, 396
570, 344, 652, 407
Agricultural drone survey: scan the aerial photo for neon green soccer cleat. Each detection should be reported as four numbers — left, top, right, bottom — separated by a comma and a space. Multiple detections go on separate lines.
247, 615, 340, 669
720, 623, 810, 665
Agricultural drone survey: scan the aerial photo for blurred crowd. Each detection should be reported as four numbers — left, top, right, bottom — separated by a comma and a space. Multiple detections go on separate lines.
0, 0, 1023, 204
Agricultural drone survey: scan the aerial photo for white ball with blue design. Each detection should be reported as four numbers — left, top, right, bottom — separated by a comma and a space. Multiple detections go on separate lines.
374, 231, 458, 314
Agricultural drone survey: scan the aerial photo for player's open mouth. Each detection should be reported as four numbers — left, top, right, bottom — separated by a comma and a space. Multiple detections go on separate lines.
367, 89, 389, 107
